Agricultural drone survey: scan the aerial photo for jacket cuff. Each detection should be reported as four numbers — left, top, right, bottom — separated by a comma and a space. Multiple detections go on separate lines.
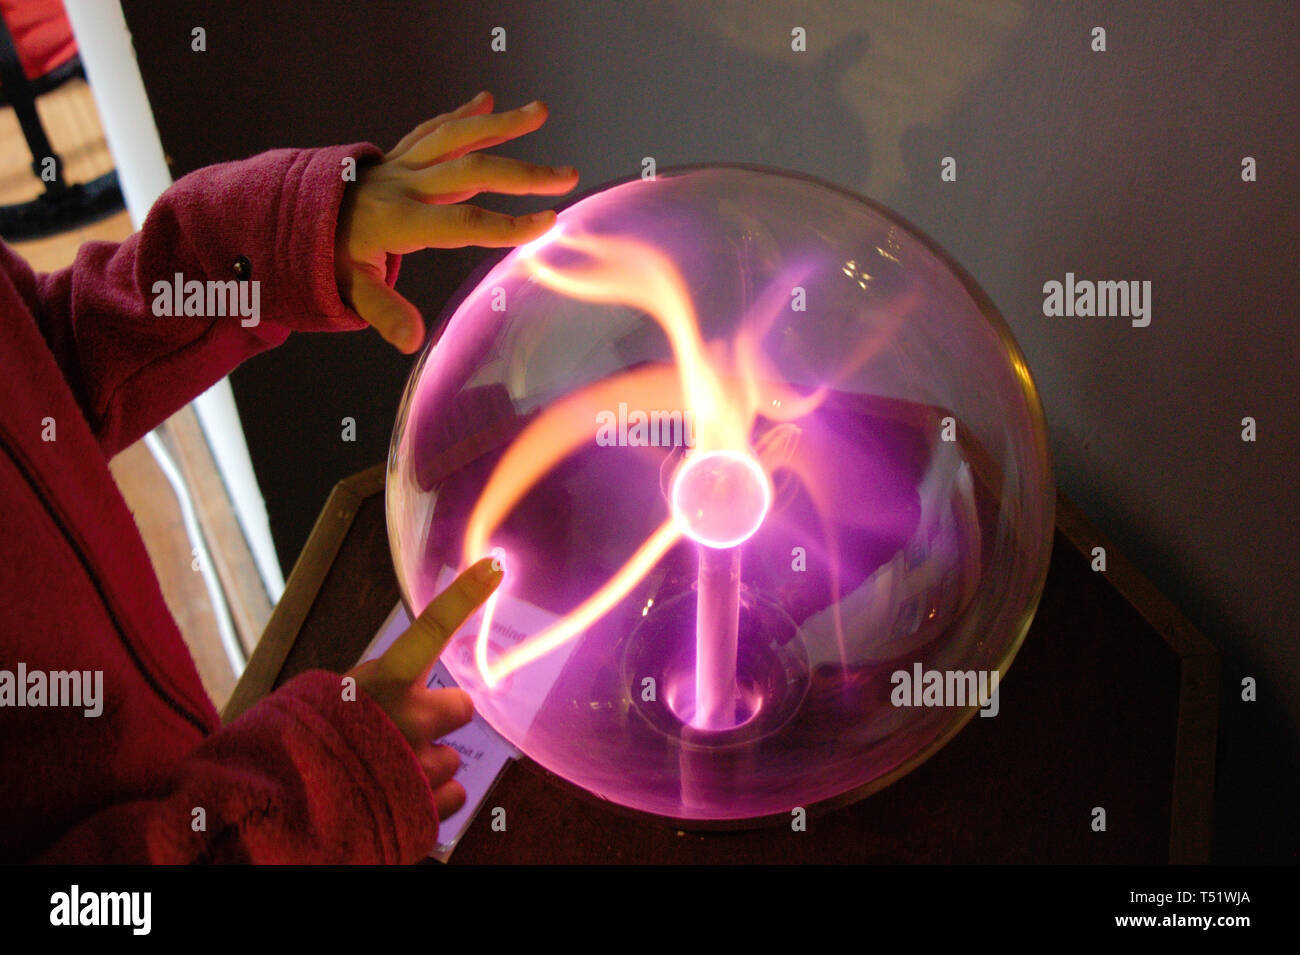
279, 142, 402, 329
145, 142, 401, 337
273, 670, 438, 863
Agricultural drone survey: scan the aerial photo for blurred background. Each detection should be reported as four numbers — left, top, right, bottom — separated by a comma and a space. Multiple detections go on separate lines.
7, 0, 1293, 861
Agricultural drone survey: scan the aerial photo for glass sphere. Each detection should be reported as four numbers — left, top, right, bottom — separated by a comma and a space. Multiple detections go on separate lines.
387, 165, 1054, 823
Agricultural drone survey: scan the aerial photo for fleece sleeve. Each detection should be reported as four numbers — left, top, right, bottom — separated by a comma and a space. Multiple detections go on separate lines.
34, 671, 440, 864
14, 142, 395, 458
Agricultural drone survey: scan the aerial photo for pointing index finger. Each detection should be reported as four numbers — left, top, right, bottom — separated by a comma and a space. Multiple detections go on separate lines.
380, 557, 503, 684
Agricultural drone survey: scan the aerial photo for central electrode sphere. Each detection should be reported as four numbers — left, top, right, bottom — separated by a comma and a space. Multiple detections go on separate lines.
387, 165, 1055, 822
670, 450, 771, 548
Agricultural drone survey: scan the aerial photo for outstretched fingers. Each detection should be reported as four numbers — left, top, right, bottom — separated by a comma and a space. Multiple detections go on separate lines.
411, 153, 578, 204
390, 204, 559, 251
397, 100, 550, 168
385, 91, 496, 161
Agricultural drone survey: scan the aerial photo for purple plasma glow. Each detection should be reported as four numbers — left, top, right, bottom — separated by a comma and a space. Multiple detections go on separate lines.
387, 165, 1055, 822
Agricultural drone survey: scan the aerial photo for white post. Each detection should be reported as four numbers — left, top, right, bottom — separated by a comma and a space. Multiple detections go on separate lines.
60, 0, 168, 229
63, 1, 286, 614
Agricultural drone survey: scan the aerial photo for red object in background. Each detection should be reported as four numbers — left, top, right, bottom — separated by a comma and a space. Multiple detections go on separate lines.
0, 0, 77, 81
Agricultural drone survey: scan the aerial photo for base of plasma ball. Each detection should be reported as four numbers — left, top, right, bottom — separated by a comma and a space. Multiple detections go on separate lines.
620, 589, 811, 746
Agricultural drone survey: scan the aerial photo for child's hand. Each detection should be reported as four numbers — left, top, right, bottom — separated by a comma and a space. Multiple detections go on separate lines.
346, 557, 503, 820
335, 91, 579, 353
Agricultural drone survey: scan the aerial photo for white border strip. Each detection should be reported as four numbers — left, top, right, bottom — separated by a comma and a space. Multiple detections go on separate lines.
65, 0, 285, 605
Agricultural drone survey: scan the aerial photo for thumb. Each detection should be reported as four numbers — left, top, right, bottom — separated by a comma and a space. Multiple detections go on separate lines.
379, 557, 503, 685
347, 264, 427, 353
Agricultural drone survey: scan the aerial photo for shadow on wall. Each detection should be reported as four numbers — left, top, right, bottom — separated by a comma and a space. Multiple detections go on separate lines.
879, 1, 1299, 864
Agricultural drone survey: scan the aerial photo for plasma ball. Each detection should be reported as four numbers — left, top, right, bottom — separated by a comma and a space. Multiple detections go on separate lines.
670, 450, 772, 549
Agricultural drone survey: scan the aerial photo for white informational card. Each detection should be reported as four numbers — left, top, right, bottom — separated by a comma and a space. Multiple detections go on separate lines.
357, 602, 519, 862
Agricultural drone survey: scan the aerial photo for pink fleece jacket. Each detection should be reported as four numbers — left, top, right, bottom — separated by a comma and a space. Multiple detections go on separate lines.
0, 143, 439, 863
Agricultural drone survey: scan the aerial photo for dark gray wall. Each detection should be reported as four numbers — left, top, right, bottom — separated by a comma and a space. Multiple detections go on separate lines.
121, 0, 1298, 860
